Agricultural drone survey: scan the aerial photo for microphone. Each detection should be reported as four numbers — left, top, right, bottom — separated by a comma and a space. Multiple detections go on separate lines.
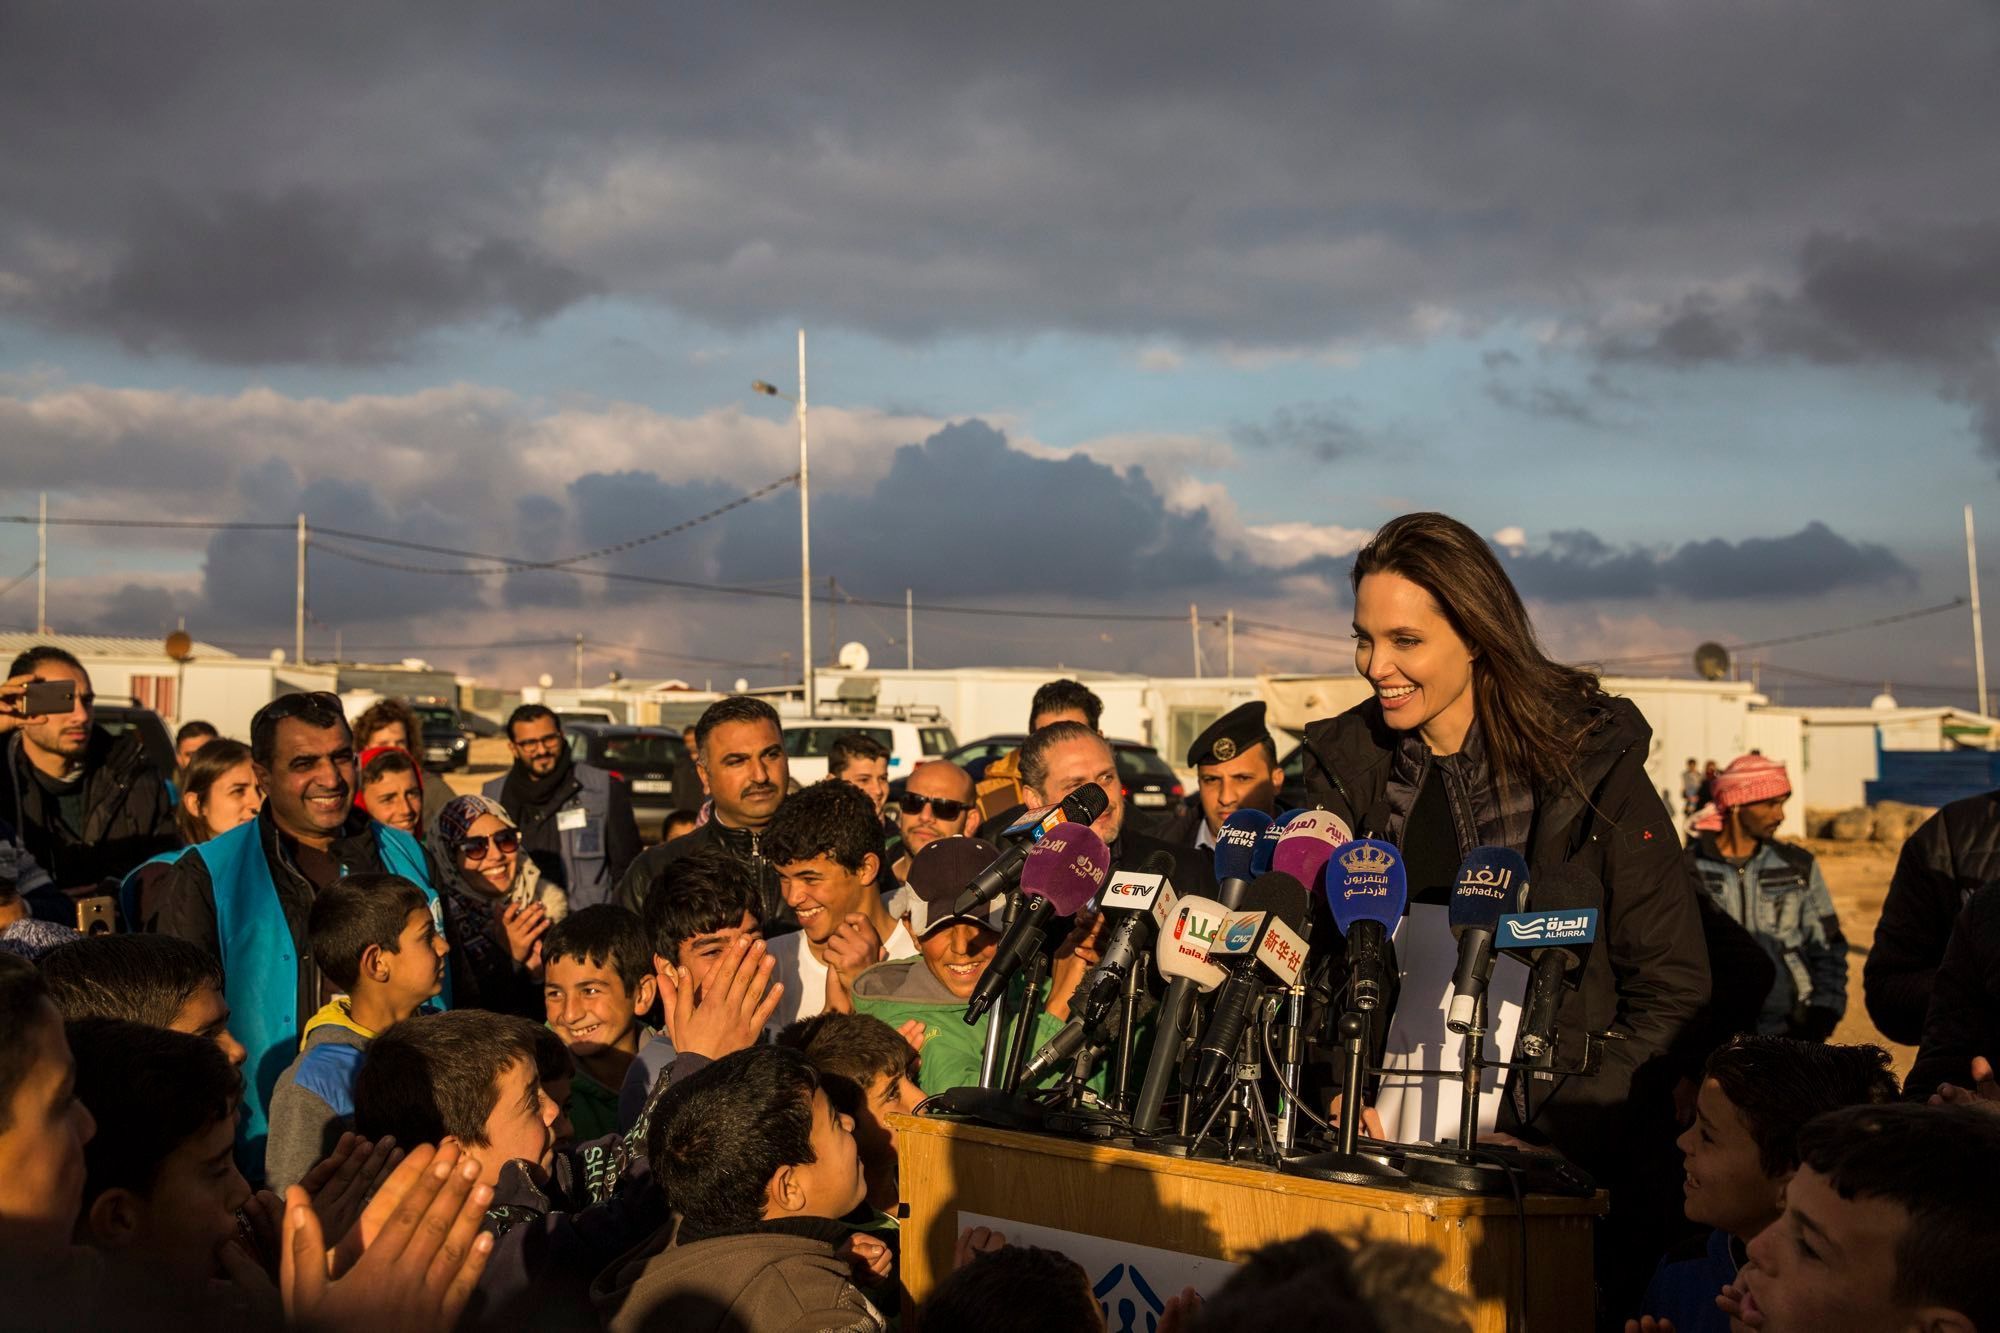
1270, 810, 1350, 894
950, 785, 1109, 916
1129, 894, 1230, 1130
1327, 838, 1407, 1013
1445, 847, 1531, 1035
1499, 867, 1603, 1060
1075, 850, 1179, 1029
963, 823, 1109, 1023
1188, 873, 1312, 1099
1212, 810, 1272, 909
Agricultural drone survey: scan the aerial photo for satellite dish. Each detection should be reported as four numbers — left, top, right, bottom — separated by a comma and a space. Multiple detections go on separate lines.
164, 631, 193, 662
1871, 691, 1899, 711
1693, 642, 1731, 681
269, 648, 287, 664
734, 677, 750, 694
837, 641, 871, 672
538, 673, 555, 689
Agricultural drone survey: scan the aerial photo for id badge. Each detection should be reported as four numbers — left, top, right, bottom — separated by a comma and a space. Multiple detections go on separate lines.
557, 805, 588, 832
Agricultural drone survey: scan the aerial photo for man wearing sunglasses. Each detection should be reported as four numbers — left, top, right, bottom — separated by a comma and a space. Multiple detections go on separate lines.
149, 691, 444, 1167
886, 762, 981, 886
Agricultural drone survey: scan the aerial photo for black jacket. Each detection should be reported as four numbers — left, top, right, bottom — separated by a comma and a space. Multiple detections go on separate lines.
1113, 824, 1221, 900
1151, 796, 1208, 849
1904, 883, 2000, 1101
152, 807, 396, 1027
2, 727, 176, 917
613, 817, 792, 933
1864, 789, 2000, 1045
1300, 695, 1710, 1163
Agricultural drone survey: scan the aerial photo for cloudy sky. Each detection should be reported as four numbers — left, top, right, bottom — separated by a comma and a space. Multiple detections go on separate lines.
3, 3, 1997, 703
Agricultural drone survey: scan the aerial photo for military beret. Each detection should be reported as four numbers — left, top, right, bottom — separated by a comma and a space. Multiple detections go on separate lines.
1187, 700, 1273, 768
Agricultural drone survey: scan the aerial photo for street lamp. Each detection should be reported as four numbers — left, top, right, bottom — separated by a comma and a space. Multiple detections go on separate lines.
753, 328, 813, 716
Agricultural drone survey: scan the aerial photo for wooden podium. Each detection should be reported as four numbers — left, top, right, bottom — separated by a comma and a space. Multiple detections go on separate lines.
892, 1115, 1606, 1333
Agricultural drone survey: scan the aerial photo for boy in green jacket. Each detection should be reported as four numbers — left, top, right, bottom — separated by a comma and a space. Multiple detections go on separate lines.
850, 836, 1100, 1094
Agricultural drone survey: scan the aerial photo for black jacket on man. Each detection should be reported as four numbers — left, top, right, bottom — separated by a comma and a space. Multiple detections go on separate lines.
1864, 788, 2000, 1045
613, 817, 792, 934
1904, 882, 2000, 1101
2, 727, 176, 919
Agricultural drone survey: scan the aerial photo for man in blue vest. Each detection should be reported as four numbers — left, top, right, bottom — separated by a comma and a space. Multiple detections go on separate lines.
152, 691, 438, 1165
484, 703, 639, 910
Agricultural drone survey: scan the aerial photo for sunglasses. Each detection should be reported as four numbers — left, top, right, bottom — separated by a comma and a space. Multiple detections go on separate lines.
896, 792, 970, 821
255, 690, 346, 727
457, 829, 521, 859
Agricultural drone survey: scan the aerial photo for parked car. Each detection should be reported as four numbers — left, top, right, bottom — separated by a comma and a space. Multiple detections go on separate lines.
93, 702, 177, 785
566, 722, 689, 832
782, 717, 959, 786
558, 709, 617, 726
940, 734, 1185, 813
414, 703, 470, 772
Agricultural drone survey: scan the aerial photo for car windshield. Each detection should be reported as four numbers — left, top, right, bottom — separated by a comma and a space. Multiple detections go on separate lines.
414, 708, 457, 730
919, 726, 957, 755
1115, 747, 1178, 781
601, 733, 685, 766
783, 726, 894, 758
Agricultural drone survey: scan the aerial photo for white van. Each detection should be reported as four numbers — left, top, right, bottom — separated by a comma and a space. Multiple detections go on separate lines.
781, 716, 959, 785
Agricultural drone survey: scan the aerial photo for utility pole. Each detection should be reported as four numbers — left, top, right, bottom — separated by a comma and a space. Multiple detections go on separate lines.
294, 513, 307, 665
1970, 504, 1989, 715
574, 633, 584, 689
35, 492, 47, 634
798, 329, 813, 716
1190, 603, 1203, 679
828, 575, 837, 665
905, 587, 915, 670
1226, 609, 1235, 677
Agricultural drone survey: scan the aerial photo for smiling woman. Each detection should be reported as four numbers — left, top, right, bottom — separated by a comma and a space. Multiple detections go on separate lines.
1299, 510, 1711, 1315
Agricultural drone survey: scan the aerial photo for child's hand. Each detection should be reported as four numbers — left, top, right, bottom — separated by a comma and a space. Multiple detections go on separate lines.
1158, 1287, 1203, 1333
282, 1144, 495, 1332
823, 913, 885, 983
1718, 1275, 1766, 1328
953, 1225, 1005, 1270
300, 1133, 403, 1254
1043, 910, 1105, 1020
839, 1232, 893, 1285
661, 934, 782, 1060
896, 1019, 929, 1054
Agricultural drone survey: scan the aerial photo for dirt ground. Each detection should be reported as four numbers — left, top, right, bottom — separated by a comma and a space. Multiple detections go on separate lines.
443, 740, 1919, 1077
1802, 837, 1917, 1079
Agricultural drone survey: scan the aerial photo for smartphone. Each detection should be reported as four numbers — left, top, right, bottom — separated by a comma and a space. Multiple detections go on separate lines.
22, 679, 76, 717
74, 895, 116, 936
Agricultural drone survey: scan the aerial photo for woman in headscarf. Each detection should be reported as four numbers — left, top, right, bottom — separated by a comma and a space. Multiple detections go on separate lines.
430, 793, 568, 1016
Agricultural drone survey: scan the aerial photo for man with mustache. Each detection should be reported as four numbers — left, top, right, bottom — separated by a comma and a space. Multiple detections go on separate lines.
0, 645, 176, 921
152, 692, 441, 1164
615, 696, 794, 933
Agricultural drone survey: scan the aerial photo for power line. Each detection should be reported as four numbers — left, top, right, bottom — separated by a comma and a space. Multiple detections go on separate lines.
0, 563, 39, 600
1593, 599, 1970, 667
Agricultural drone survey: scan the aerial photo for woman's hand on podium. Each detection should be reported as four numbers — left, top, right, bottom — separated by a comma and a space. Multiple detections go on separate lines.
953, 1226, 1007, 1270
1158, 1287, 1204, 1333
1327, 1093, 1384, 1139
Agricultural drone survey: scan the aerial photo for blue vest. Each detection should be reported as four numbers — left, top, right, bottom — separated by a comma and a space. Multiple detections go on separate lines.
484, 763, 617, 907
128, 819, 445, 1163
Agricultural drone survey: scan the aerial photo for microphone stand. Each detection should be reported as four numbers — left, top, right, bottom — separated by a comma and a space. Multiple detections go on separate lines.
1001, 951, 1049, 1093
1109, 957, 1143, 1111
1282, 1003, 1409, 1186
1186, 1004, 1280, 1166
974, 891, 1021, 1090
1274, 980, 1306, 1150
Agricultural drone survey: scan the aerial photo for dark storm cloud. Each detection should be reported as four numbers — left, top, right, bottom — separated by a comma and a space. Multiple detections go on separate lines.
1482, 380, 1615, 429
1230, 404, 1369, 462
1598, 222, 2000, 453
55, 188, 590, 365
1504, 521, 1914, 603
4, 4, 1998, 361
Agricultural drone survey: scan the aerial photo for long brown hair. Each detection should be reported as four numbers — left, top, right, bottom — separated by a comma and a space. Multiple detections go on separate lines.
1351, 512, 1603, 795
178, 737, 255, 843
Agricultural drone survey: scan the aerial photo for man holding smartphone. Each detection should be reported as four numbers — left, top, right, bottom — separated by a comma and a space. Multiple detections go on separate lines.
0, 646, 176, 923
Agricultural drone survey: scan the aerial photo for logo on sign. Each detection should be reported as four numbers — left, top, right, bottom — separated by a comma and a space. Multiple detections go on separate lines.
1173, 906, 1219, 948
1498, 908, 1599, 948
1255, 917, 1307, 984
1102, 872, 1165, 911
1455, 863, 1518, 902
1212, 911, 1264, 956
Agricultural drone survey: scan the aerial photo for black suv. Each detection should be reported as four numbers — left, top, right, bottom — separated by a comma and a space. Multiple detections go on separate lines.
414, 703, 471, 772
566, 722, 691, 835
